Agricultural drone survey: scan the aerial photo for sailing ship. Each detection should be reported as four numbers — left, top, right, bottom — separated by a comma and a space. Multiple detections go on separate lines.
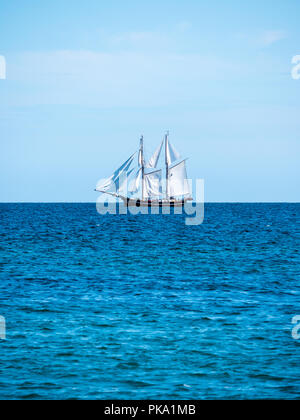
95, 133, 193, 207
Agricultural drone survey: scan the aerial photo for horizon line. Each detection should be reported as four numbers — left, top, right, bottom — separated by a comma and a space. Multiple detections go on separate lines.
0, 201, 299, 204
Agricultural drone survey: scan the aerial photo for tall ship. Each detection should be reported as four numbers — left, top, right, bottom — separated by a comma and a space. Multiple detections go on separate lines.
95, 133, 193, 207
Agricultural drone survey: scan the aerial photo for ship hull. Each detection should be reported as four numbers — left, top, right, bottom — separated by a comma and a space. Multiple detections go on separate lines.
120, 197, 192, 207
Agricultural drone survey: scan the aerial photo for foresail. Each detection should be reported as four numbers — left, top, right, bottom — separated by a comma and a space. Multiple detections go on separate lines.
146, 140, 163, 169
95, 153, 135, 193
129, 168, 142, 194
168, 159, 190, 197
117, 168, 134, 194
95, 174, 114, 192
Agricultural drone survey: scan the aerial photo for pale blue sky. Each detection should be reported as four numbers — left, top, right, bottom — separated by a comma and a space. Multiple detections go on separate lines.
0, 0, 299, 202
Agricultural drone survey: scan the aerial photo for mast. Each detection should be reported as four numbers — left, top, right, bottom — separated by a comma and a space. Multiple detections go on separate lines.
165, 131, 169, 199
140, 135, 145, 200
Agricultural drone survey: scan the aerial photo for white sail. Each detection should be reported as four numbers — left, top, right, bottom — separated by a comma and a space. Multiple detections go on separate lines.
145, 169, 162, 198
118, 168, 134, 194
168, 159, 190, 197
129, 168, 142, 193
95, 153, 135, 193
146, 140, 163, 168
95, 175, 114, 192
166, 139, 181, 165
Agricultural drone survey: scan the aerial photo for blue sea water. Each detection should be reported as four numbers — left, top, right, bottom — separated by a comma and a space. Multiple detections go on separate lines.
0, 203, 299, 400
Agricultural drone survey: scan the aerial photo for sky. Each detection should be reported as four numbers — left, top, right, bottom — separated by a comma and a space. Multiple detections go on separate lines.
0, 0, 299, 202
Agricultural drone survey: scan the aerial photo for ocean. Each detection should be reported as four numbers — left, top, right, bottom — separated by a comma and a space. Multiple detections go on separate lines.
0, 203, 299, 400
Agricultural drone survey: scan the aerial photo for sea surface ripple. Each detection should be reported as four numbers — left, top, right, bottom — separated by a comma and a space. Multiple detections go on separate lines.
0, 203, 299, 399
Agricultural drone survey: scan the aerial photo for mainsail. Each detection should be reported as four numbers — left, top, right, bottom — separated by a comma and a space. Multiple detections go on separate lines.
168, 159, 190, 198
